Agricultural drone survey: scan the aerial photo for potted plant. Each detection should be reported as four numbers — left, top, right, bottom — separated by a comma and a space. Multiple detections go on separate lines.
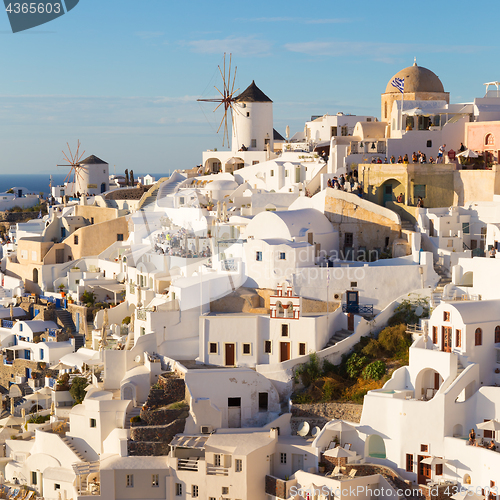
318, 461, 326, 473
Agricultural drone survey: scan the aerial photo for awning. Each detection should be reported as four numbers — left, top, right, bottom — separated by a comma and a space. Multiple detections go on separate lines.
89, 283, 126, 293
170, 435, 208, 450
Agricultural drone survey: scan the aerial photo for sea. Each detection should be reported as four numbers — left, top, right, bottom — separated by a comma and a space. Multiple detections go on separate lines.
0, 173, 172, 197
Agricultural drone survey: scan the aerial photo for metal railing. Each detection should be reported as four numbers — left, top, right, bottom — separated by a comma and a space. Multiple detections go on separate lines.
342, 304, 374, 315
406, 324, 424, 335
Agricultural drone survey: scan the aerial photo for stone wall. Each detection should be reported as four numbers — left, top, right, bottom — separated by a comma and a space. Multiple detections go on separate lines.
138, 407, 188, 426
67, 304, 89, 335
0, 358, 56, 392
128, 441, 170, 456
156, 373, 186, 404
130, 416, 187, 443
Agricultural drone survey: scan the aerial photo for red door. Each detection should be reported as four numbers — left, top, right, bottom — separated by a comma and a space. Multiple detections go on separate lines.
225, 344, 235, 366
417, 455, 431, 485
280, 342, 290, 362
347, 313, 354, 331
442, 327, 452, 353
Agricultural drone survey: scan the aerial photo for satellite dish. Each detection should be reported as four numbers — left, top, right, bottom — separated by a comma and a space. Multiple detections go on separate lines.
135, 355, 142, 363
297, 421, 310, 437
415, 306, 424, 317
311, 426, 320, 438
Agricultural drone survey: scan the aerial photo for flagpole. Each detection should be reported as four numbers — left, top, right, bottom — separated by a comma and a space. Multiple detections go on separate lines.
400, 81, 405, 134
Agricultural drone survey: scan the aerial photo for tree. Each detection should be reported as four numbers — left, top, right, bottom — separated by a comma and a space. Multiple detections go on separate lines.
69, 376, 88, 404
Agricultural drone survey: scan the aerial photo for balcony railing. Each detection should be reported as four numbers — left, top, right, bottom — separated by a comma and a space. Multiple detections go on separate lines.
342, 304, 374, 315
178, 458, 199, 471
1, 320, 13, 329
406, 324, 424, 335
206, 465, 229, 476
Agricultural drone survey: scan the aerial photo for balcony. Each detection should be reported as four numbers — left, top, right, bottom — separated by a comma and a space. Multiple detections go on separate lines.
206, 465, 229, 476
177, 458, 199, 471
342, 304, 374, 315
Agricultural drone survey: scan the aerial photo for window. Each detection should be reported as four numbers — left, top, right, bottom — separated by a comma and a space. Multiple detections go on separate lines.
54, 484, 61, 490
426, 140, 432, 148
414, 184, 427, 199
222, 487, 229, 495
176, 483, 182, 496
443, 312, 450, 321
209, 342, 218, 354
456, 329, 461, 348
192, 485, 199, 497
280, 453, 287, 464
344, 233, 353, 247
117, 234, 124, 241
350, 282, 357, 288
251, 139, 257, 148
264, 340, 272, 354
235, 458, 243, 472
436, 463, 443, 475
496, 326, 500, 344
281, 324, 289, 337
475, 328, 482, 346
285, 170, 289, 177
256, 251, 263, 261
242, 343, 251, 355
299, 343, 306, 356
432, 326, 438, 344
126, 474, 134, 487
341, 126, 348, 136
246, 112, 250, 117
74, 235, 78, 245
270, 170, 274, 177
279, 252, 286, 260
91, 217, 94, 224
252, 160, 259, 165
90, 418, 97, 428
140, 327, 145, 336
420, 444, 428, 453
152, 474, 159, 487
214, 454, 221, 467
486, 134, 495, 146
40, 349, 44, 360
31, 471, 37, 485
406, 453, 413, 472
462, 222, 470, 234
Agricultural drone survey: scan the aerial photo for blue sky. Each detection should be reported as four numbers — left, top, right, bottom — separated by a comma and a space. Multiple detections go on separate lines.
0, 0, 497, 175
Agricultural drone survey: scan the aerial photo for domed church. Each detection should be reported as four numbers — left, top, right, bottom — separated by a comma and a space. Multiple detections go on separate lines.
381, 60, 450, 121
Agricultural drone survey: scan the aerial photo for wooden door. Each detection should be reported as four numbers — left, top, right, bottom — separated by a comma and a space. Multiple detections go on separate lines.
280, 342, 290, 362
434, 372, 440, 391
347, 313, 355, 331
417, 455, 431, 485
442, 327, 452, 353
225, 343, 235, 366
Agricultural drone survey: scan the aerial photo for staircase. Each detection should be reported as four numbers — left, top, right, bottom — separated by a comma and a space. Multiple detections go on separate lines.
324, 329, 352, 349
125, 406, 142, 430
137, 177, 169, 211
455, 360, 465, 381
61, 436, 87, 462
73, 333, 85, 350
401, 220, 414, 231
56, 309, 76, 333
432, 264, 452, 308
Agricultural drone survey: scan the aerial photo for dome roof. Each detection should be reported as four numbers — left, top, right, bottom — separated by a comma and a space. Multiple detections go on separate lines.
385, 63, 444, 94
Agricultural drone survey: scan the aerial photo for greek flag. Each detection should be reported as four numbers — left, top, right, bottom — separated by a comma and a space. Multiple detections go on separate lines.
391, 77, 405, 93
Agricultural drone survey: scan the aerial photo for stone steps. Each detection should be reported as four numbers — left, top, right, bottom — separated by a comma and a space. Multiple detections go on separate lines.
324, 329, 352, 349
61, 436, 87, 462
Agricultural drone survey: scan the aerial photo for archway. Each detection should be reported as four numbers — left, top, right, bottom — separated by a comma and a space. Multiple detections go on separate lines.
32, 268, 38, 285
415, 368, 442, 400
461, 272, 473, 287
204, 158, 222, 174
121, 384, 136, 405
380, 178, 403, 206
453, 424, 463, 437
365, 434, 386, 459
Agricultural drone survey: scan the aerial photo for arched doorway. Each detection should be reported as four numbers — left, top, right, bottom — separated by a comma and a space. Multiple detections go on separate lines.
121, 384, 136, 405
33, 268, 38, 284
365, 434, 386, 458
415, 368, 442, 400
204, 158, 222, 174
380, 179, 403, 206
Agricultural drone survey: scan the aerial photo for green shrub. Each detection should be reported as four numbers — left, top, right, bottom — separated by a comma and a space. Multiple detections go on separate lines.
295, 352, 321, 387
361, 338, 384, 358
81, 290, 96, 307
291, 392, 313, 404
378, 324, 412, 358
122, 316, 131, 325
345, 353, 368, 379
322, 359, 336, 376
363, 360, 386, 381
27, 414, 50, 424
130, 415, 141, 423
69, 376, 88, 404
388, 297, 429, 326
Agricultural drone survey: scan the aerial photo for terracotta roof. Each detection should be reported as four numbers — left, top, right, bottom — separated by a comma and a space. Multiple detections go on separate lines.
235, 81, 272, 103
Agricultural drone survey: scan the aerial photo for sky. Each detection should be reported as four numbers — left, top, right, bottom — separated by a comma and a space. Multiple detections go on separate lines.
0, 0, 498, 175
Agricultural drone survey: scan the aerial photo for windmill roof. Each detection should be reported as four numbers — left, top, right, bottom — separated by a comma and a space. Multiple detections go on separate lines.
80, 155, 108, 165
235, 81, 272, 103
274, 128, 285, 141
